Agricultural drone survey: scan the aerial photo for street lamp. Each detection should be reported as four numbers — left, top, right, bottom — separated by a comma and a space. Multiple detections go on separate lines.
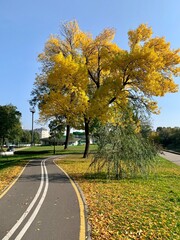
30, 107, 35, 146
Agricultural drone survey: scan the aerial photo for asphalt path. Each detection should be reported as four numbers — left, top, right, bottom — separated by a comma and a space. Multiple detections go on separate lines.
161, 151, 180, 166
0, 156, 86, 240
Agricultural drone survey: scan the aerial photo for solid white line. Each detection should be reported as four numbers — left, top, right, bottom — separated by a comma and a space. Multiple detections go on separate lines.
15, 160, 49, 240
2, 160, 44, 240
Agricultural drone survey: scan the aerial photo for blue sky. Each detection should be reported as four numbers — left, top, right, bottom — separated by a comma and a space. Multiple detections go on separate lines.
0, 0, 180, 130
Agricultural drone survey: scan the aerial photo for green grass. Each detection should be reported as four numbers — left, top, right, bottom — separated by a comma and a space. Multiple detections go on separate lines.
15, 144, 97, 155
57, 155, 180, 240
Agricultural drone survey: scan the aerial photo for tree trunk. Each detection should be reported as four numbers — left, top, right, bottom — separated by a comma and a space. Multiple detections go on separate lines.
53, 138, 56, 154
0, 137, 3, 151
64, 125, 70, 149
83, 119, 90, 158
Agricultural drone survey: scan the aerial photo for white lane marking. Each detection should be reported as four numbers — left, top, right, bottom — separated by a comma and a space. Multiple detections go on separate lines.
2, 160, 44, 240
15, 160, 49, 240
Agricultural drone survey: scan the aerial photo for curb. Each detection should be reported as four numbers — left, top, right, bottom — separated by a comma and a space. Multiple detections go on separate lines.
74, 181, 92, 240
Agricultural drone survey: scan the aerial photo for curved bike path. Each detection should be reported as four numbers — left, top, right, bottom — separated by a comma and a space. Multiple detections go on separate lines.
0, 156, 86, 240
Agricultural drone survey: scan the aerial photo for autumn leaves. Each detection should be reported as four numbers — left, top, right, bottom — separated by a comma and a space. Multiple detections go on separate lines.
31, 21, 180, 157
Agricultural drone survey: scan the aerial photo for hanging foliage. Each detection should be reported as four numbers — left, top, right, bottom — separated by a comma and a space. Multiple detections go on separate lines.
91, 124, 158, 179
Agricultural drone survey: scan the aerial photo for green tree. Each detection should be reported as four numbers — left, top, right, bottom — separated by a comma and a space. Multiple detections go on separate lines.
20, 130, 40, 144
21, 130, 31, 143
48, 116, 66, 151
155, 127, 180, 151
33, 131, 41, 144
92, 123, 157, 179
49, 117, 65, 139
0, 104, 22, 148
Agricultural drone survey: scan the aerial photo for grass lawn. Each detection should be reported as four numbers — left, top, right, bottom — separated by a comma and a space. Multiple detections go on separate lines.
57, 155, 180, 240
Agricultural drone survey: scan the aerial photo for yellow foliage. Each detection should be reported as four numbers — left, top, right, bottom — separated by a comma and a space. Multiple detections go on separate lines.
34, 21, 180, 128
128, 24, 153, 48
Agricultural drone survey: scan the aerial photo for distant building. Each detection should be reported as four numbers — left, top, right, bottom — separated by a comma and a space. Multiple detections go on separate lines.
34, 127, 50, 139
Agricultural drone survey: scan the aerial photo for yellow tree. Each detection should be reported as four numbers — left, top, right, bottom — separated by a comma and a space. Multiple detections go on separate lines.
31, 21, 180, 158
75, 23, 180, 157
31, 21, 89, 149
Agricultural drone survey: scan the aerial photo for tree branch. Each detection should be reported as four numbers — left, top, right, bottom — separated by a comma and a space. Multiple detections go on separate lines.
88, 69, 98, 87
109, 97, 116, 104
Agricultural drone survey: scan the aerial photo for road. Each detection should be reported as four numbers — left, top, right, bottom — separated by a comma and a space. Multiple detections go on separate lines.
0, 156, 86, 240
161, 151, 180, 166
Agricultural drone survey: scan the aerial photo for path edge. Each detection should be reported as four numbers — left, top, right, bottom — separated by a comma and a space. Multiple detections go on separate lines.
53, 159, 91, 240
0, 161, 29, 199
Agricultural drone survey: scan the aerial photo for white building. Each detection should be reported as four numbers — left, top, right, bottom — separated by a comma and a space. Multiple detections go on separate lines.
34, 128, 50, 139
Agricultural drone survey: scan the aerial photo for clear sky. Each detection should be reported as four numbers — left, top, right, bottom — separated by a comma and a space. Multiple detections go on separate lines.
0, 0, 180, 130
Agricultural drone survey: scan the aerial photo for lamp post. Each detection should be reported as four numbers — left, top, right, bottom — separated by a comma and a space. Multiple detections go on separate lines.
30, 107, 35, 146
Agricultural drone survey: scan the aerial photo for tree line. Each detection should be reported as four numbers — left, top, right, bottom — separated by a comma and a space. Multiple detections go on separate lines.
0, 104, 40, 148
153, 127, 180, 151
